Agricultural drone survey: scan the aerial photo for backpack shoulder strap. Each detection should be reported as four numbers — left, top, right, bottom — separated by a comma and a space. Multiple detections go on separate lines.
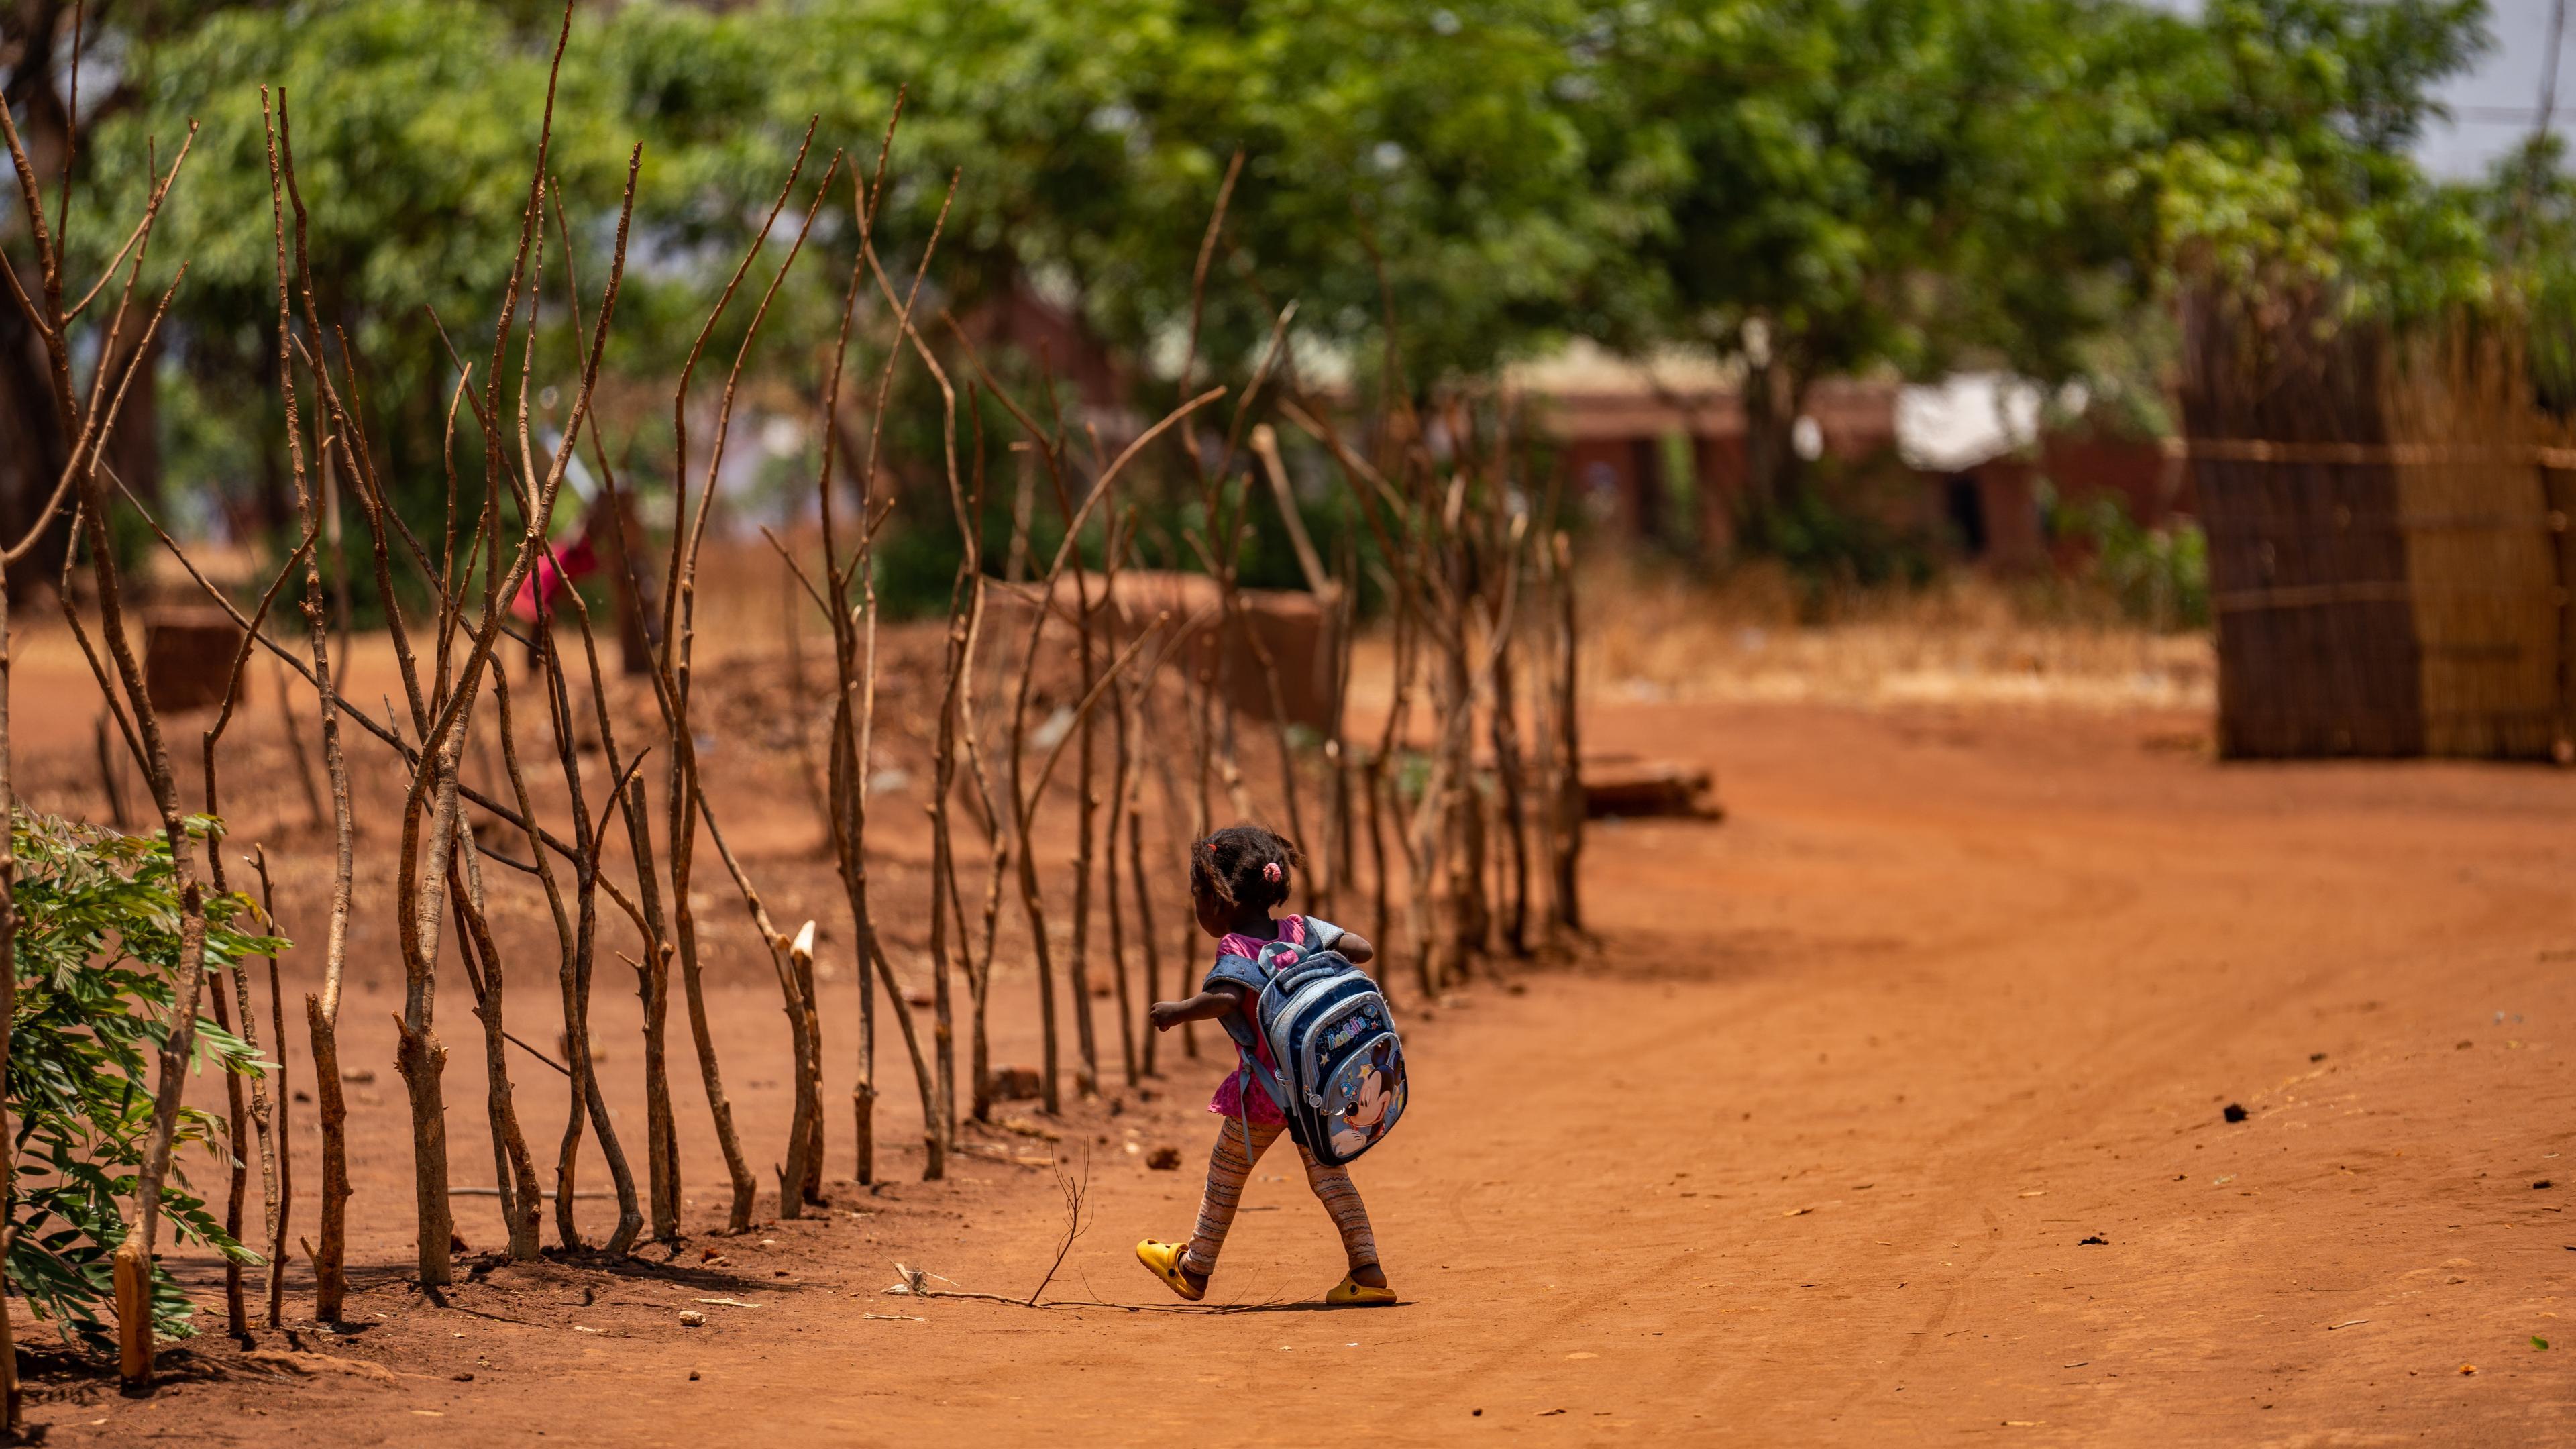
1202, 950, 1269, 1057
1295, 915, 1350, 957
1201, 950, 1267, 997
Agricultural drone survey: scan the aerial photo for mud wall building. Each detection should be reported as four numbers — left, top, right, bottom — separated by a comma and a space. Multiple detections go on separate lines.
1514, 347, 2180, 569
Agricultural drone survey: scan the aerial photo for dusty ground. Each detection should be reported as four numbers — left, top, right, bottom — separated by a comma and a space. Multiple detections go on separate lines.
7, 627, 2574, 1446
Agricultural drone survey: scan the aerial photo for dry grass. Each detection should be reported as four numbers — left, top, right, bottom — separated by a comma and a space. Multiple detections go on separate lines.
553, 532, 2218, 718
1571, 557, 2214, 712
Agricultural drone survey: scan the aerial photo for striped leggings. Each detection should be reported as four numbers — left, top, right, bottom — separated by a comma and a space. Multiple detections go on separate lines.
1180, 1116, 1377, 1279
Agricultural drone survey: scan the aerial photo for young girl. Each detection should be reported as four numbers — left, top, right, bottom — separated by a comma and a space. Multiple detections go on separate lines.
1135, 825, 1395, 1306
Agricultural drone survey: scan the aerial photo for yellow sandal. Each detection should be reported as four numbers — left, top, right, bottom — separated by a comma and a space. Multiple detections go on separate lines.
1136, 1240, 1206, 1302
1325, 1274, 1397, 1307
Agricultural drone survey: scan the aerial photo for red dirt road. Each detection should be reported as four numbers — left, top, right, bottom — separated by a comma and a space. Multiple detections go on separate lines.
28, 694, 2576, 1445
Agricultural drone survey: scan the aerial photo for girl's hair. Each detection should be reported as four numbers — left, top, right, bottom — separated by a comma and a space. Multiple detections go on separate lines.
1191, 824, 1301, 913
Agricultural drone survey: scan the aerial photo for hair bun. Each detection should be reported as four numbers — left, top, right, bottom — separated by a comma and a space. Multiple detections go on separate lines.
1189, 824, 1299, 911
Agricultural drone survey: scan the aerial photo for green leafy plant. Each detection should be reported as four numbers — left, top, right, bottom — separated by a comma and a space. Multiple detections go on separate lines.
7, 813, 275, 1353
1391, 748, 1434, 806
2060, 494, 2210, 631
1737, 472, 1938, 617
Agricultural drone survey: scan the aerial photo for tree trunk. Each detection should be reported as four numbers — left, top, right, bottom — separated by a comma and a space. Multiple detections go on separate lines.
774, 930, 818, 1219
307, 996, 353, 1320
830, 676, 877, 1185
1551, 532, 1583, 934
1106, 689, 1138, 1088
451, 850, 541, 1260
797, 938, 824, 1205
1741, 352, 1808, 523
1067, 600, 1102, 1099
207, 977, 252, 1335
1128, 795, 1165, 1075
1015, 830, 1063, 1115
1326, 574, 1355, 924
927, 572, 979, 1152
1489, 615, 1532, 958
0, 578, 22, 1429
822, 590, 941, 1180
394, 749, 464, 1287
618, 772, 680, 1244
1442, 619, 1483, 974
561, 851, 642, 1253
670, 783, 757, 1232
221, 863, 282, 1330
254, 857, 294, 1327
971, 830, 1009, 1114
1365, 759, 1393, 996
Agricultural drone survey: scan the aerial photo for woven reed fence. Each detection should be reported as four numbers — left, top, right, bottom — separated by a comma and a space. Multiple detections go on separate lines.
2178, 296, 2576, 761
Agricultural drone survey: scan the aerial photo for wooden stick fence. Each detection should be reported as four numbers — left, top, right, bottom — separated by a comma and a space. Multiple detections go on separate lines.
0, 0, 1589, 1398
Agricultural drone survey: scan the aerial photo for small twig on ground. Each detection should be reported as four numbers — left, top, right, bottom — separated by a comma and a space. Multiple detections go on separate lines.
1026, 1146, 1093, 1306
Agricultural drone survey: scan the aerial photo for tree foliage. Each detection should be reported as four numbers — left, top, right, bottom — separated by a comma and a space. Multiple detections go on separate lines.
1, 0, 2511, 549
2116, 0, 2492, 321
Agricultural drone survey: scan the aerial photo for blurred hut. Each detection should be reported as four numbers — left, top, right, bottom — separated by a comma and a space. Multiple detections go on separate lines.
1509, 344, 1900, 554
1511, 343, 2177, 568
2178, 297, 2575, 761
987, 570, 1340, 732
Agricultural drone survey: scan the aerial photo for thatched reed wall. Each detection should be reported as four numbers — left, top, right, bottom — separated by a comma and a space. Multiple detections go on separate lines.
2180, 296, 2575, 761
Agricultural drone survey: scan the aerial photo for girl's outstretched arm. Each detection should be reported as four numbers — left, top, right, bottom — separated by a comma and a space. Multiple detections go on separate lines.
1336, 932, 1375, 965
1149, 981, 1245, 1032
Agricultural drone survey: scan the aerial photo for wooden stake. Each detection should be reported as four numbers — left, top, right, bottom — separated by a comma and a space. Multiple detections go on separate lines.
253, 850, 292, 1325
451, 838, 541, 1259
1104, 521, 1140, 1089
305, 994, 351, 1319
256, 87, 358, 1320
1552, 531, 1582, 934
0, 561, 23, 1428
113, 1238, 149, 1381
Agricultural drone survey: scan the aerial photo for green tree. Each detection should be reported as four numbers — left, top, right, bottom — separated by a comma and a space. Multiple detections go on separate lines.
2478, 133, 2576, 411
596, 0, 1642, 390
7, 814, 272, 1354
2116, 0, 2493, 321
1588, 0, 2494, 529
83, 0, 639, 551
1585, 0, 2179, 516
50, 0, 2507, 574
78, 1, 1646, 506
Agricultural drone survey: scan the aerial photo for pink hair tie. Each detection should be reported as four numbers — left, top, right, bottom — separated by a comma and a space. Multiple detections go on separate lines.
1262, 862, 1283, 883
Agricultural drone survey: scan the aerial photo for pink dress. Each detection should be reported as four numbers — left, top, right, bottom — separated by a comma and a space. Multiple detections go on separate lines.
1205, 916, 1321, 1127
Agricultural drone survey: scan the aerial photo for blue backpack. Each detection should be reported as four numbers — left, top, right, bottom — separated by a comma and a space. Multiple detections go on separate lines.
1207, 918, 1409, 1167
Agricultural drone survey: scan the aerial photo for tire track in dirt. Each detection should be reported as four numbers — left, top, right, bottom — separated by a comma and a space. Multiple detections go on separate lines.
1788, 794, 2576, 1440
1447, 707, 2576, 1440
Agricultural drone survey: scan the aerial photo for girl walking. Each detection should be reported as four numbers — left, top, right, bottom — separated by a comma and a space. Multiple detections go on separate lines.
1136, 825, 1395, 1305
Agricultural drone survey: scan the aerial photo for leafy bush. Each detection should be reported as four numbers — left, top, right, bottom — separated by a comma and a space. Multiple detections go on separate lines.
2060, 494, 2210, 631
7, 814, 274, 1353
1736, 473, 1939, 616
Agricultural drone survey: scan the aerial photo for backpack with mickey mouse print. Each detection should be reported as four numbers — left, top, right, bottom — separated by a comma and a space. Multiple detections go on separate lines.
1205, 917, 1409, 1167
